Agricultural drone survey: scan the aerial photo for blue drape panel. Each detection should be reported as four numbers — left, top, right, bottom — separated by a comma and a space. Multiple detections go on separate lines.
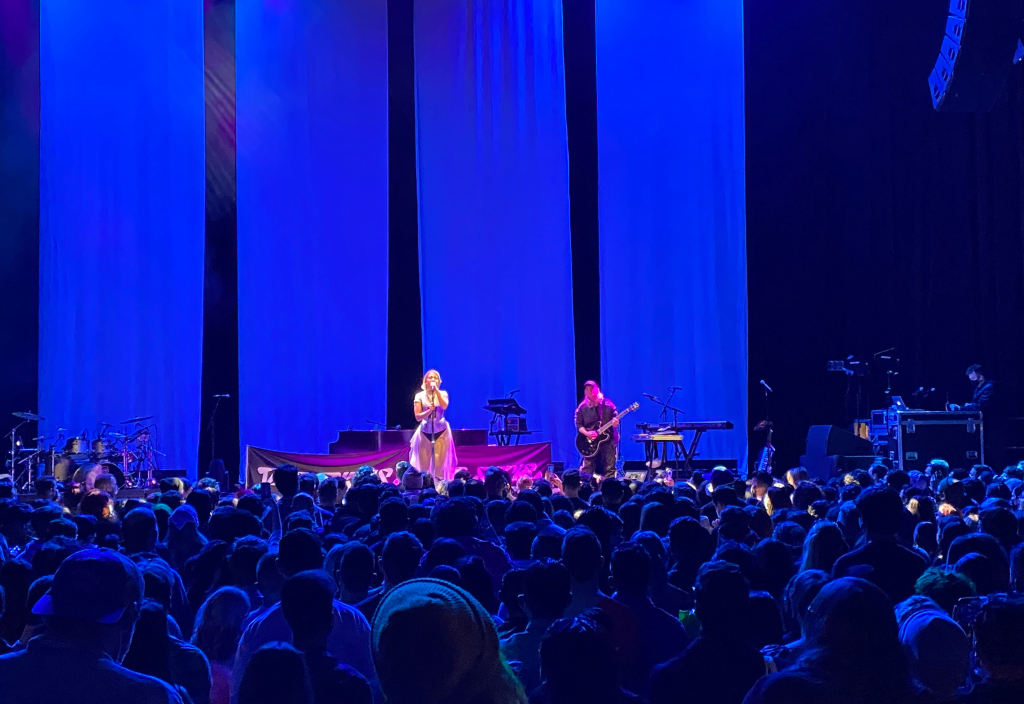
415, 0, 577, 462
596, 0, 748, 465
38, 0, 205, 474
237, 0, 389, 457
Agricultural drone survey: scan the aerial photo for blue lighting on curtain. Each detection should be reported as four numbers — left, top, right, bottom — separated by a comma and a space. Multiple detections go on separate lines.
415, 0, 577, 462
596, 0, 748, 465
237, 0, 389, 457
38, 0, 206, 474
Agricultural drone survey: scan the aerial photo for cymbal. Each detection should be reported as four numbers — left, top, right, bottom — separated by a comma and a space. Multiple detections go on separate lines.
120, 415, 153, 425
127, 427, 152, 442
104, 432, 127, 439
13, 412, 45, 421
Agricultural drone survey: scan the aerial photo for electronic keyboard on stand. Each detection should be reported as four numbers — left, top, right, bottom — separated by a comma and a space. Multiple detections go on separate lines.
632, 421, 735, 478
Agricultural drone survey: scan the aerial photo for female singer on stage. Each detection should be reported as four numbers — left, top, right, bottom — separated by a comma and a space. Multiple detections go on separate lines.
410, 369, 457, 481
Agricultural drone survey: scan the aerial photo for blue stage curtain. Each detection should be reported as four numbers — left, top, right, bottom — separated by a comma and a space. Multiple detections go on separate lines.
38, 0, 205, 474
596, 0, 748, 466
415, 0, 577, 462
237, 0, 389, 457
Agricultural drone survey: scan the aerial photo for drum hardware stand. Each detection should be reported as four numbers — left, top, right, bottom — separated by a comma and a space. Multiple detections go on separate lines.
134, 430, 160, 487
6, 420, 28, 482
7, 412, 44, 489
122, 438, 132, 486
119, 417, 157, 487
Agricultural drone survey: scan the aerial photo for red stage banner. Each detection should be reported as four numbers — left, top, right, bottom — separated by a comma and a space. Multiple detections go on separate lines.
245, 442, 552, 488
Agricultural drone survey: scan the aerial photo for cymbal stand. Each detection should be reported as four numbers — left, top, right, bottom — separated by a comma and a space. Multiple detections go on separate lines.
122, 439, 132, 487
137, 428, 161, 485
6, 418, 28, 486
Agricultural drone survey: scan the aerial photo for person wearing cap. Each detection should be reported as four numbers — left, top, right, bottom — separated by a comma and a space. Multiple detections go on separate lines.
895, 596, 970, 702
166, 505, 208, 573
401, 467, 424, 503
698, 468, 739, 523
574, 381, 619, 478
0, 548, 184, 704
371, 578, 527, 704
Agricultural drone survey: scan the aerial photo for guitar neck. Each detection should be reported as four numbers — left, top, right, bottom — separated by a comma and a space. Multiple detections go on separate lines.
597, 406, 635, 434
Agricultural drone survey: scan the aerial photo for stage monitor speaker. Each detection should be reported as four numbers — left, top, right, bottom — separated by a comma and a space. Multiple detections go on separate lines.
116, 488, 151, 500
929, 0, 1021, 112
205, 459, 228, 488
152, 468, 189, 480
805, 425, 874, 458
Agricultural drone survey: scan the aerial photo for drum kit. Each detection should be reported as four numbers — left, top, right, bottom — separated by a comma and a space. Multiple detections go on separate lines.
5, 411, 163, 491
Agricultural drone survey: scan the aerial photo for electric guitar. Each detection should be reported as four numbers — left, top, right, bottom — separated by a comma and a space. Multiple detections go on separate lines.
754, 420, 774, 477
575, 402, 640, 458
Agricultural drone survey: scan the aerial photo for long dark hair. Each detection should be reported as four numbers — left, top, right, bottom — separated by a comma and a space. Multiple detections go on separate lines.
238, 643, 314, 704
122, 600, 172, 683
192, 586, 250, 664
797, 577, 916, 703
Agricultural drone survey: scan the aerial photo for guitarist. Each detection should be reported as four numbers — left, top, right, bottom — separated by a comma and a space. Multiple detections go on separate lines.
574, 381, 619, 477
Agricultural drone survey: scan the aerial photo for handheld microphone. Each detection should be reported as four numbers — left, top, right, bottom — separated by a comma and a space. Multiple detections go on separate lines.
667, 386, 683, 391
643, 393, 661, 401
760, 380, 773, 394
213, 394, 231, 399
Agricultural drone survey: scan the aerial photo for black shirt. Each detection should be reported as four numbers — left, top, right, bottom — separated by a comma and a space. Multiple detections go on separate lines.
967, 380, 995, 412
831, 538, 928, 605
575, 398, 617, 434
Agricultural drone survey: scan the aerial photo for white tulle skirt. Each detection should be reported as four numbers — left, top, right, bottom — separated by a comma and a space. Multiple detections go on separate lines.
410, 423, 458, 481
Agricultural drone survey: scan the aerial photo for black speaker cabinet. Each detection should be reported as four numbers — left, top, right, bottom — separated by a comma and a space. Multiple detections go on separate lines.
929, 0, 1021, 112
805, 425, 874, 457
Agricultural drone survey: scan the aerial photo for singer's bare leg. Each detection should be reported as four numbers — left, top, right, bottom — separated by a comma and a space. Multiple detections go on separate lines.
432, 432, 451, 483
414, 435, 434, 477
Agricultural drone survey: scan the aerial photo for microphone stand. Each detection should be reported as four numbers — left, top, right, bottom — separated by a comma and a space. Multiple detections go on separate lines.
644, 395, 686, 426
424, 386, 440, 481
207, 396, 225, 480
643, 394, 686, 471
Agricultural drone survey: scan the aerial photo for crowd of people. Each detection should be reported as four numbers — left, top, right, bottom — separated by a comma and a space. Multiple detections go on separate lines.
1, 457, 1024, 704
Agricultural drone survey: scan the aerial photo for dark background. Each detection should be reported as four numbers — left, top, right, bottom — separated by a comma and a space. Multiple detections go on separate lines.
0, 1, 40, 458
4, 0, 1023, 479
745, 0, 1024, 470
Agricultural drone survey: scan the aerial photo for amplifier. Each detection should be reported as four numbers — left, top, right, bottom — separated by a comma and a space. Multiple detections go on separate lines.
887, 411, 983, 471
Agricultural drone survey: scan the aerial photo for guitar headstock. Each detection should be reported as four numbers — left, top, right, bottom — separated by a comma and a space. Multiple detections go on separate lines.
624, 402, 640, 413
